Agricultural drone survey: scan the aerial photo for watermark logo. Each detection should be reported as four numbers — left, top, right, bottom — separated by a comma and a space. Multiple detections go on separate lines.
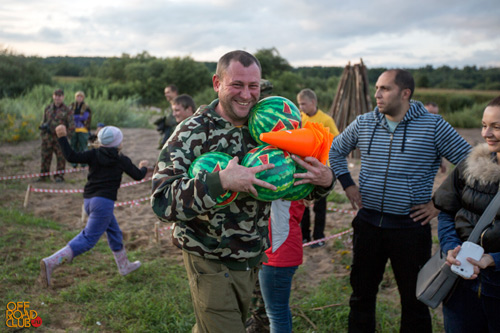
5, 302, 42, 328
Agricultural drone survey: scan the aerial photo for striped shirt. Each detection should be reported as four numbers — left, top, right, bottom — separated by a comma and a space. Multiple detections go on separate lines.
329, 100, 471, 216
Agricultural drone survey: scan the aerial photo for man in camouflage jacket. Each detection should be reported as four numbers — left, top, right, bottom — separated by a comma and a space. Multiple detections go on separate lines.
151, 50, 334, 333
38, 89, 75, 182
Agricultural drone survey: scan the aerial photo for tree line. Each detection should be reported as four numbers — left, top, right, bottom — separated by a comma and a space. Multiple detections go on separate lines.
2, 47, 500, 109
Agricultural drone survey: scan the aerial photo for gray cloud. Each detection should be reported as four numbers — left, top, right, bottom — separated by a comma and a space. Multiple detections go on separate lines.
1, 0, 499, 67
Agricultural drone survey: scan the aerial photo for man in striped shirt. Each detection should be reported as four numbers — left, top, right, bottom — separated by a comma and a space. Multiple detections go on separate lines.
329, 69, 471, 332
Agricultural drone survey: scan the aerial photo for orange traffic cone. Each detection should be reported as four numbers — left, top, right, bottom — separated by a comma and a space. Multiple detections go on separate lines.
259, 122, 334, 164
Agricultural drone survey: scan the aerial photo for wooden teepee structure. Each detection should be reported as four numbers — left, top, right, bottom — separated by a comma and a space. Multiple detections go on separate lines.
329, 59, 372, 133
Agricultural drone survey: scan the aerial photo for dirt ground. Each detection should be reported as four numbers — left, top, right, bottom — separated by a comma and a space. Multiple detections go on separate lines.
0, 127, 483, 301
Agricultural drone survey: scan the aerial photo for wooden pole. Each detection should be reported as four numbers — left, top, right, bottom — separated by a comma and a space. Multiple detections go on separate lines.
23, 184, 31, 208
80, 203, 87, 226
154, 221, 160, 243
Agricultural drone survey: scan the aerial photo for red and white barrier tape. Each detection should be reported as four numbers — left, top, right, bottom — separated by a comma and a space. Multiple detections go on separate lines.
327, 207, 357, 216
114, 196, 150, 208
157, 224, 175, 237
1, 166, 88, 181
29, 177, 151, 194
301, 207, 357, 247
302, 228, 353, 248
31, 187, 83, 193
120, 177, 152, 188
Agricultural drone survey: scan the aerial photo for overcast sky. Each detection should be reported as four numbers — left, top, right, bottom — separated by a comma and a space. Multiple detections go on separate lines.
1, 0, 499, 68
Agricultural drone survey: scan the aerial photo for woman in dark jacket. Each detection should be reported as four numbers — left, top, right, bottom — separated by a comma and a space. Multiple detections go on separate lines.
433, 96, 500, 332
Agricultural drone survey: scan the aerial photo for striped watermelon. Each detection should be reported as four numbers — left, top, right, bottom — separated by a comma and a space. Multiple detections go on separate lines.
282, 164, 314, 201
248, 96, 302, 145
188, 152, 238, 206
241, 145, 296, 201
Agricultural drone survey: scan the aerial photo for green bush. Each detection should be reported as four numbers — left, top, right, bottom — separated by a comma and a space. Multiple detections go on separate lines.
447, 95, 475, 112
0, 50, 52, 98
0, 85, 151, 143
193, 87, 218, 108
443, 102, 486, 128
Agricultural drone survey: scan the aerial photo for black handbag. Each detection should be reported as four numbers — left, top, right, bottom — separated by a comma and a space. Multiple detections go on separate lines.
416, 188, 500, 309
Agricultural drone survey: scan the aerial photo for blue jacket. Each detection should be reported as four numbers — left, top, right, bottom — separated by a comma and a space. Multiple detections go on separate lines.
329, 100, 471, 220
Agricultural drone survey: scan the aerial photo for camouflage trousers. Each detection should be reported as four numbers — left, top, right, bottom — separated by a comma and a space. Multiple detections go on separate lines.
40, 136, 66, 180
246, 279, 270, 333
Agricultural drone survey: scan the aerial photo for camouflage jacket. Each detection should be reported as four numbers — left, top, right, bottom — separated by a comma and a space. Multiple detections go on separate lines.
151, 99, 332, 269
42, 103, 75, 140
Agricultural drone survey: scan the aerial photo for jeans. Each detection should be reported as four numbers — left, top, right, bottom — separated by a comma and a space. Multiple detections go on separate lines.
68, 197, 123, 256
259, 265, 298, 333
348, 215, 432, 333
443, 280, 500, 333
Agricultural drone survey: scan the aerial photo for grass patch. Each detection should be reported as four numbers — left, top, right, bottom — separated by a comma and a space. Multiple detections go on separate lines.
0, 207, 61, 230
0, 211, 194, 332
327, 191, 350, 204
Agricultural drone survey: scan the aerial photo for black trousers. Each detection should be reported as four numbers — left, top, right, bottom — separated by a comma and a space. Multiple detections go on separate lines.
348, 214, 432, 333
300, 197, 326, 241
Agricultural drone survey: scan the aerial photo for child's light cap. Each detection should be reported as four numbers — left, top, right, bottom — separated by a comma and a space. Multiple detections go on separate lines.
97, 126, 123, 148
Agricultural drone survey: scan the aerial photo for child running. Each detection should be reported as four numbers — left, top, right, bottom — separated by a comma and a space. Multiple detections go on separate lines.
40, 124, 151, 287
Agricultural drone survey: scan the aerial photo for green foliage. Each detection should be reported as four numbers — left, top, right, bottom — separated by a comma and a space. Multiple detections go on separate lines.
270, 71, 303, 102
413, 88, 498, 116
193, 87, 218, 107
0, 48, 52, 98
255, 47, 293, 78
86, 98, 151, 128
0, 84, 151, 143
443, 102, 486, 128
42, 56, 107, 76
91, 53, 212, 105
0, 84, 54, 142
327, 191, 350, 204
447, 95, 475, 112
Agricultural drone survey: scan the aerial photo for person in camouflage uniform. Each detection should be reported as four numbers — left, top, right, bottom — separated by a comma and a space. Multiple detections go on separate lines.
151, 51, 335, 333
38, 89, 75, 182
155, 84, 179, 149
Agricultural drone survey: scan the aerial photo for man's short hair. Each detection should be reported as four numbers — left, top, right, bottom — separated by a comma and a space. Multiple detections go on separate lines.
173, 94, 196, 112
297, 88, 317, 102
53, 89, 64, 96
165, 84, 178, 93
387, 69, 415, 100
215, 50, 261, 79
487, 96, 500, 107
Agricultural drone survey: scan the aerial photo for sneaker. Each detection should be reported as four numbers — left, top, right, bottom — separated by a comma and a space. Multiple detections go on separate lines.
310, 241, 325, 249
54, 178, 64, 183
302, 238, 310, 244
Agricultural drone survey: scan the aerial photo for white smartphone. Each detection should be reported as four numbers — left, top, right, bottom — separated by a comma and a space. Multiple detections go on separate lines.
451, 241, 484, 279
